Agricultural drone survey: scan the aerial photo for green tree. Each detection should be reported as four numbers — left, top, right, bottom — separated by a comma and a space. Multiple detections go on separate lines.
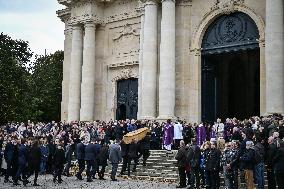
0, 33, 33, 123
31, 51, 63, 122
0, 33, 64, 123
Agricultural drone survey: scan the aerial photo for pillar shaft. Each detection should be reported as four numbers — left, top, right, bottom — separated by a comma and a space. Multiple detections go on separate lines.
140, 0, 158, 119
80, 22, 96, 121
266, 0, 284, 114
68, 25, 83, 122
138, 12, 145, 119
158, 0, 176, 119
61, 24, 72, 121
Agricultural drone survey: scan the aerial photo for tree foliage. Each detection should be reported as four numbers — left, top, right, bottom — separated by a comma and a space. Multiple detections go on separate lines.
0, 33, 33, 122
31, 51, 63, 122
0, 33, 63, 123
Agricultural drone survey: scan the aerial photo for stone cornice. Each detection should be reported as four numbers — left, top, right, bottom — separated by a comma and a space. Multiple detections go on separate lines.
56, 8, 71, 22
58, 0, 72, 6
58, 1, 141, 25
58, 0, 118, 7
176, 0, 192, 7
108, 60, 139, 69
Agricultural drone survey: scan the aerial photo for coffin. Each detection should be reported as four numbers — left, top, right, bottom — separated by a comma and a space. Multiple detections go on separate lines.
122, 127, 150, 144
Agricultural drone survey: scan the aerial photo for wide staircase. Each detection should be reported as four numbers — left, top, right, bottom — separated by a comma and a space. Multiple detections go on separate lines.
114, 150, 179, 182
104, 150, 271, 189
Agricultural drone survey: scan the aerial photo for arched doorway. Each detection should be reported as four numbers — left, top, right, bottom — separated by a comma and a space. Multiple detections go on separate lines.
116, 78, 138, 120
201, 12, 260, 122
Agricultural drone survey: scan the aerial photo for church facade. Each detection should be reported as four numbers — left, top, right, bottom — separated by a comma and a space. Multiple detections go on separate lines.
57, 0, 284, 122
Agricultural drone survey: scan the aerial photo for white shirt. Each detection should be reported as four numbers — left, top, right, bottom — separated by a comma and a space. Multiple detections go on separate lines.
213, 123, 224, 134
173, 122, 183, 140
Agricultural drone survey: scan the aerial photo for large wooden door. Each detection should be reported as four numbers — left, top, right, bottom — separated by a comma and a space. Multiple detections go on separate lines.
116, 78, 138, 120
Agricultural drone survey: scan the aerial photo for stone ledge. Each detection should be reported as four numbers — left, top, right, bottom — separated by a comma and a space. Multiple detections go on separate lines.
108, 61, 139, 68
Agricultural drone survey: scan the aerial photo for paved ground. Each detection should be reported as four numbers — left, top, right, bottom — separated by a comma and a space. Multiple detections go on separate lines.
0, 175, 177, 189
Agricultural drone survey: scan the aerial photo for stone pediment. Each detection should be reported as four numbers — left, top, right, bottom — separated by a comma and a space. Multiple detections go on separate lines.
58, 0, 116, 7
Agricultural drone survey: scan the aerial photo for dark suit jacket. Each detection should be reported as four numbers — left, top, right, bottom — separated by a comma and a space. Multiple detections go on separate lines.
18, 144, 28, 165
28, 146, 41, 170
53, 147, 66, 167
4, 142, 14, 163
128, 143, 138, 158
76, 142, 85, 160
98, 146, 109, 166
121, 143, 129, 157
175, 146, 187, 168
85, 143, 99, 161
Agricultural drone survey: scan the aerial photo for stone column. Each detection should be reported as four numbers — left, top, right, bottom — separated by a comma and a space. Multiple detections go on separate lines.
266, 0, 284, 114
61, 23, 72, 121
140, 0, 158, 119
158, 0, 176, 120
80, 22, 96, 121
68, 25, 83, 122
138, 9, 145, 119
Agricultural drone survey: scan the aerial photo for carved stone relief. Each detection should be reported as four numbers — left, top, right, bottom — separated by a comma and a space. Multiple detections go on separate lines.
110, 23, 140, 66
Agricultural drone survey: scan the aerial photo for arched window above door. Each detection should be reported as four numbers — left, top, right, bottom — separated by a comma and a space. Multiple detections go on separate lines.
201, 12, 259, 55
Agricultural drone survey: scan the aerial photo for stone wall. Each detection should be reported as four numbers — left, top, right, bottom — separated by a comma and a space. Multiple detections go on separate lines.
57, 0, 284, 122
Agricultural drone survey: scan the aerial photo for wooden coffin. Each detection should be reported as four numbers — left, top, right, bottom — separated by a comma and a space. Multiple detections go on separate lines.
122, 127, 150, 144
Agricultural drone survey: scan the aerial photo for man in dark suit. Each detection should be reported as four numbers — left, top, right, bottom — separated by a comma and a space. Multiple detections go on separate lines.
84, 139, 99, 182
27, 140, 41, 186
14, 138, 28, 186
109, 140, 122, 181
4, 137, 17, 183
138, 133, 151, 166
75, 137, 86, 180
175, 140, 187, 188
53, 140, 66, 183
119, 140, 129, 175
97, 141, 109, 180
127, 139, 138, 176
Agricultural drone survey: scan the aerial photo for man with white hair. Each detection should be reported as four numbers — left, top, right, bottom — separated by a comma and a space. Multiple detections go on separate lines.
175, 140, 187, 188
213, 118, 224, 138
240, 141, 255, 189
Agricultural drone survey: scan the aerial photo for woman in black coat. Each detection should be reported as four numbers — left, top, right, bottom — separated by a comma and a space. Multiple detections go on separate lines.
27, 140, 41, 186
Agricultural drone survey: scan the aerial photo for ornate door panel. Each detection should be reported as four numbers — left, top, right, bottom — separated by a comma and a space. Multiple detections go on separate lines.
116, 78, 138, 120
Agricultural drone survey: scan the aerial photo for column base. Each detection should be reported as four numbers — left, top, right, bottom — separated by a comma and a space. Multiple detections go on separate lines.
263, 112, 284, 117
139, 116, 157, 120
156, 115, 176, 122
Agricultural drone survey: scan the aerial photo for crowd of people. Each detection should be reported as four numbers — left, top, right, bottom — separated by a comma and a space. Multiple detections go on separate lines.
174, 114, 284, 189
0, 114, 283, 189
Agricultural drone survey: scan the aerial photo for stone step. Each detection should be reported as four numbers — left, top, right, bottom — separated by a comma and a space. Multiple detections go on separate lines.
84, 150, 273, 188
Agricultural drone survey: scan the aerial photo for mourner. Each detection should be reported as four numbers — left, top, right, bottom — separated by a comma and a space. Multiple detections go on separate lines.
109, 140, 122, 181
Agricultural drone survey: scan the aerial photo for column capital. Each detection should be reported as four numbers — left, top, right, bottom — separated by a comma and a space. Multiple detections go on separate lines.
161, 0, 175, 3
141, 0, 159, 6
136, 1, 145, 15
84, 21, 96, 29
72, 24, 83, 31
64, 24, 73, 36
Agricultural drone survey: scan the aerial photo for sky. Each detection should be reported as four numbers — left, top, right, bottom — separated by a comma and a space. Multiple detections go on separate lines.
0, 0, 65, 56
